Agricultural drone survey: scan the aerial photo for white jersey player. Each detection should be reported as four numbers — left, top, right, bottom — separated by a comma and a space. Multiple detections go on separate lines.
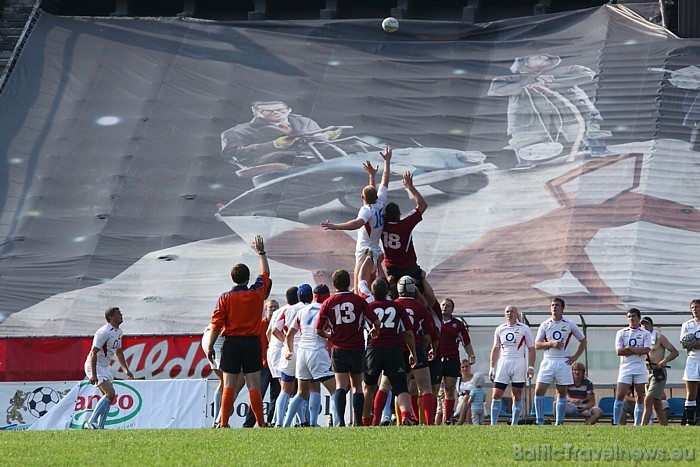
489, 305, 535, 425
612, 308, 651, 425
82, 307, 133, 430
283, 285, 337, 427
321, 146, 392, 292
533, 297, 587, 425
680, 299, 700, 425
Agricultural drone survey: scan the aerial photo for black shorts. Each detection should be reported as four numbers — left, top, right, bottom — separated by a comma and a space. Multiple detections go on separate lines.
441, 357, 460, 378
364, 346, 409, 394
404, 346, 429, 370
429, 356, 442, 386
332, 348, 365, 374
386, 265, 425, 293
220, 335, 262, 374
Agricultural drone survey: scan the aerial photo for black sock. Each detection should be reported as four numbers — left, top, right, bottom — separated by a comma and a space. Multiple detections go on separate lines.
352, 392, 364, 426
332, 388, 347, 426
684, 405, 697, 425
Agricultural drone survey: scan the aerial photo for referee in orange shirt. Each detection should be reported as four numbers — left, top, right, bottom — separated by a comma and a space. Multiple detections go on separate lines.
207, 235, 272, 428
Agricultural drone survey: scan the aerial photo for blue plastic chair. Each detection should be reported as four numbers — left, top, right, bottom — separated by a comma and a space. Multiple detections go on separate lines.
667, 397, 686, 420
598, 396, 615, 418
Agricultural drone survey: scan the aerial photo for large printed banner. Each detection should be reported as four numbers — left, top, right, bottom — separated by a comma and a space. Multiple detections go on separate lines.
1, 379, 335, 429
27, 379, 206, 430
3, 5, 700, 337
0, 335, 211, 382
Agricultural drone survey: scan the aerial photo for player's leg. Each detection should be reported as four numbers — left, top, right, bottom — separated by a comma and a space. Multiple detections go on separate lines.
241, 335, 265, 427
554, 385, 568, 425
275, 374, 295, 427
683, 358, 699, 425
490, 384, 506, 426
632, 381, 646, 425
212, 369, 224, 427
534, 359, 553, 425
613, 381, 630, 426
350, 371, 365, 426
283, 379, 309, 427
511, 384, 525, 426
373, 374, 392, 426
413, 366, 435, 425
91, 379, 116, 429
333, 371, 349, 427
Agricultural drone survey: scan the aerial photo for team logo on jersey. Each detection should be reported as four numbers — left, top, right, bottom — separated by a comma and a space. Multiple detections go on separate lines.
70, 381, 142, 429
452, 323, 457, 328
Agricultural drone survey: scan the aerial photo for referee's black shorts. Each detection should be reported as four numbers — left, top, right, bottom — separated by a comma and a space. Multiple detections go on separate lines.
220, 335, 262, 374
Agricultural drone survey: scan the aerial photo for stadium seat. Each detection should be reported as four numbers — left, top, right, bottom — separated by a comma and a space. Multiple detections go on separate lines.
598, 396, 615, 418
667, 397, 685, 420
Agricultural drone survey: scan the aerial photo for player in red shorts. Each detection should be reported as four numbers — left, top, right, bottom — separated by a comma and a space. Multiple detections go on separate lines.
438, 298, 476, 424
363, 278, 418, 426
381, 171, 436, 308
316, 269, 380, 426
395, 276, 438, 424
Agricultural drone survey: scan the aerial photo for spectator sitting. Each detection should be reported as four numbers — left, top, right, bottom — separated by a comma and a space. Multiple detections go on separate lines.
564, 361, 603, 425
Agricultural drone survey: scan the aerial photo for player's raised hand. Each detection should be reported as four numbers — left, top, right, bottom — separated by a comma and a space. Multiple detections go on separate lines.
320, 220, 337, 231
380, 145, 392, 161
253, 235, 265, 253
402, 171, 414, 189
363, 160, 378, 178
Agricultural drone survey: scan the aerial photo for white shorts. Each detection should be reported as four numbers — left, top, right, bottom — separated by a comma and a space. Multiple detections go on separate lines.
278, 346, 297, 377
536, 358, 573, 386
617, 371, 647, 385
355, 246, 383, 266
494, 358, 527, 385
683, 359, 700, 382
296, 347, 334, 381
84, 361, 112, 385
267, 343, 283, 379
201, 329, 223, 370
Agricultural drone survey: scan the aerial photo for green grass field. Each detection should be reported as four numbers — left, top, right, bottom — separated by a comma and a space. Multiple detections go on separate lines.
1, 425, 697, 466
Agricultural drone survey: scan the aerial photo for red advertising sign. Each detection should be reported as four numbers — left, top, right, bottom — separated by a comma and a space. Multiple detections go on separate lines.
0, 335, 212, 382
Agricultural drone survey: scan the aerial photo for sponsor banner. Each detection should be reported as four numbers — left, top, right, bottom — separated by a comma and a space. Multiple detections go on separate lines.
0, 381, 77, 429
28, 379, 207, 430
0, 335, 213, 382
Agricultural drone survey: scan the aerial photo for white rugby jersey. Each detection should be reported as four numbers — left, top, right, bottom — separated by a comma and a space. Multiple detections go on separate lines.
292, 301, 328, 351
535, 317, 585, 358
268, 305, 288, 349
681, 319, 700, 361
356, 185, 388, 252
89, 323, 123, 367
493, 321, 534, 359
282, 302, 306, 347
615, 326, 651, 370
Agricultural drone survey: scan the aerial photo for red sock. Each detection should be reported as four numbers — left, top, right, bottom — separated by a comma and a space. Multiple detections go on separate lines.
400, 410, 412, 425
373, 390, 389, 426
219, 387, 236, 428
444, 399, 455, 422
362, 416, 372, 426
249, 388, 266, 427
422, 393, 436, 425
410, 395, 420, 421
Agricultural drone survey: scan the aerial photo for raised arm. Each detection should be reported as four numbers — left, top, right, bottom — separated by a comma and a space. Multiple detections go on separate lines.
363, 160, 378, 187
253, 235, 269, 276
379, 145, 392, 188
403, 171, 427, 214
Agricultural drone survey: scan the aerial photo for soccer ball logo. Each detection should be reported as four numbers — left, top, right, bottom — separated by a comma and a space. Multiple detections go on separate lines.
27, 387, 60, 418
